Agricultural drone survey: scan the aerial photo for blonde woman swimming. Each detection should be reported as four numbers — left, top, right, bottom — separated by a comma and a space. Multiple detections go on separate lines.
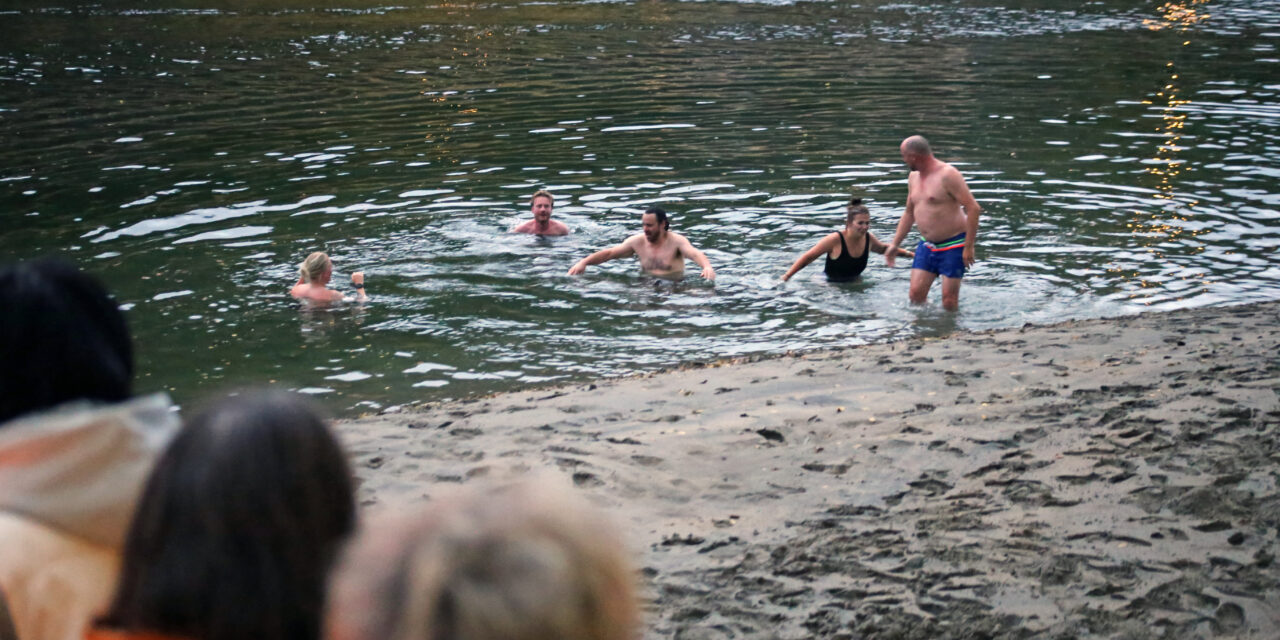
290, 252, 368, 302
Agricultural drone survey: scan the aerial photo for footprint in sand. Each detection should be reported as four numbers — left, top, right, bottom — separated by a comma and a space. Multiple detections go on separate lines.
572, 471, 604, 487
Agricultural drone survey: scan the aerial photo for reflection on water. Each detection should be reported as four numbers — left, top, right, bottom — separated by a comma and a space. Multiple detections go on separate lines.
298, 304, 369, 342
1, 0, 1277, 415
1122, 0, 1214, 307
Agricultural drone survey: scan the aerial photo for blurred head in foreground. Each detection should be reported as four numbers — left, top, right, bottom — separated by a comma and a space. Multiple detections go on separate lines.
96, 391, 357, 640
326, 481, 639, 640
0, 258, 133, 424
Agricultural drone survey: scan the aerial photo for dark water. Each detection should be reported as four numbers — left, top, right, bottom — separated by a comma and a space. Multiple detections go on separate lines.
2, 0, 1277, 415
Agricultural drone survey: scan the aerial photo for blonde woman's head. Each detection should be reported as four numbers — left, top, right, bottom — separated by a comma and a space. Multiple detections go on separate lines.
326, 481, 639, 640
300, 252, 332, 284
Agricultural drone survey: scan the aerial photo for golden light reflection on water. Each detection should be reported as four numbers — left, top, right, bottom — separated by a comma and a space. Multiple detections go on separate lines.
1123, 0, 1211, 301
416, 21, 495, 171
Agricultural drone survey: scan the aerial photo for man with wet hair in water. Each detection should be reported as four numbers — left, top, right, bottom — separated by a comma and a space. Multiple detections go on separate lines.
512, 190, 569, 236
884, 135, 983, 311
568, 207, 715, 280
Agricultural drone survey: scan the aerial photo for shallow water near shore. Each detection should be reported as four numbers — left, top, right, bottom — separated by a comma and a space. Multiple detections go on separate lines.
2, 0, 1278, 415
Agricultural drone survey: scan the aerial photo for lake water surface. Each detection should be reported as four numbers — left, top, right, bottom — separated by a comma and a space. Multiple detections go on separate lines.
2, 0, 1277, 415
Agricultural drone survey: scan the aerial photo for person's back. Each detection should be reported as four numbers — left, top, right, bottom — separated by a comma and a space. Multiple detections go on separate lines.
0, 259, 179, 640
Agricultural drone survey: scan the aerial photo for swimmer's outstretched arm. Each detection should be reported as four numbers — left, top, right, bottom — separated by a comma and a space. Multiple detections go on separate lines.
868, 232, 914, 259
782, 233, 839, 281
675, 235, 716, 280
568, 239, 636, 275
347, 272, 368, 302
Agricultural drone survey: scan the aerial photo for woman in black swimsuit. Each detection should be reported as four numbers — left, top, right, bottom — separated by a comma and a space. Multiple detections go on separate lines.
781, 197, 913, 282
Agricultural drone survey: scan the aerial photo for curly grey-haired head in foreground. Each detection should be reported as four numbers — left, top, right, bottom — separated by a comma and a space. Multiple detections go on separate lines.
325, 482, 640, 640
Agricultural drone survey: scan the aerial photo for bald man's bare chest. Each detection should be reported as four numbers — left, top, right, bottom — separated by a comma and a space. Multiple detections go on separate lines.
910, 173, 957, 211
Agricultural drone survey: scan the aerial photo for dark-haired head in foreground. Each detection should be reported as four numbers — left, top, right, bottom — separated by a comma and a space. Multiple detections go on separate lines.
0, 258, 133, 424
326, 481, 639, 640
96, 391, 356, 640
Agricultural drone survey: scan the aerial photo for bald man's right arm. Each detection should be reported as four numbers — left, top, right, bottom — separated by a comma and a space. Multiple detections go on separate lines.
885, 177, 918, 268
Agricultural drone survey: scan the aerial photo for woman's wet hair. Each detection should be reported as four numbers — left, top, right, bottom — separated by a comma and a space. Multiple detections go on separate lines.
845, 197, 870, 226
300, 252, 331, 284
99, 391, 356, 640
645, 206, 670, 230
326, 481, 639, 640
0, 258, 133, 424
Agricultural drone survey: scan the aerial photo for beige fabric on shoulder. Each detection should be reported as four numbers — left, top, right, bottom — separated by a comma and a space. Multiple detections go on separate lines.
0, 394, 178, 640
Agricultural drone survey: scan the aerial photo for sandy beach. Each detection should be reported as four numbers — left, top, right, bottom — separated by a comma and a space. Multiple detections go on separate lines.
338, 301, 1280, 639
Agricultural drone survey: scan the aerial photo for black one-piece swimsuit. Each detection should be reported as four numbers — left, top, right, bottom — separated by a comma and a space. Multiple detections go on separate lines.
823, 232, 869, 282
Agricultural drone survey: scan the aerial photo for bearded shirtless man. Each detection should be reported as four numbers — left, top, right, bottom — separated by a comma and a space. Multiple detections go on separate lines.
568, 208, 715, 280
884, 135, 982, 311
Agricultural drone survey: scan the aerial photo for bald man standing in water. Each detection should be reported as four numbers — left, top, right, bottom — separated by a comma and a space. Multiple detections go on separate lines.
884, 135, 982, 311
568, 207, 715, 280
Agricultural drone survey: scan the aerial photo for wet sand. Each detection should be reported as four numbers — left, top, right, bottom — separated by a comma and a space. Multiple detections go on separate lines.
338, 301, 1280, 639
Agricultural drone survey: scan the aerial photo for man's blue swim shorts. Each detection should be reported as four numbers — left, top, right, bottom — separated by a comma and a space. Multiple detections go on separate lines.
912, 232, 966, 279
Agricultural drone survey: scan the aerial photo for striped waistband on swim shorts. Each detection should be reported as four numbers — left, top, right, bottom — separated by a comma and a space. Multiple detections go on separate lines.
923, 233, 966, 252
